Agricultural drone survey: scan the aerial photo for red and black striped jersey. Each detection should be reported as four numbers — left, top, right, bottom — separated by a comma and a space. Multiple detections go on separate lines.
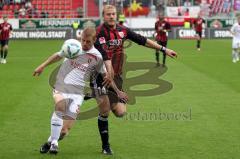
0, 22, 12, 40
94, 23, 147, 75
193, 18, 205, 32
155, 20, 171, 42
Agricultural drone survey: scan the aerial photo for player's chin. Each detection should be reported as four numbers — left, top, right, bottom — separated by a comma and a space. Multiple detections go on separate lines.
108, 21, 116, 27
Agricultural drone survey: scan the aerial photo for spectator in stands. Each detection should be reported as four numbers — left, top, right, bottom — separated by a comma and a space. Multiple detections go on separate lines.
184, 8, 190, 17
0, 1, 3, 10
14, 0, 21, 4
157, 0, 165, 12
184, 0, 191, 7
41, 9, 49, 18
77, 7, 84, 18
14, 7, 19, 18
177, 7, 182, 16
19, 5, 26, 18
25, 0, 32, 9
168, 0, 176, 6
30, 5, 38, 18
4, 0, 11, 5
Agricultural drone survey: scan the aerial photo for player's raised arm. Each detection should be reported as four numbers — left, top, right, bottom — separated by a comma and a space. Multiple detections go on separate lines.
145, 39, 177, 58
125, 27, 177, 58
33, 53, 62, 76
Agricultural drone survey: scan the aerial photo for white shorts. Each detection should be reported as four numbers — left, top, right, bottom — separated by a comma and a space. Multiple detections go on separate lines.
53, 89, 84, 118
232, 39, 240, 49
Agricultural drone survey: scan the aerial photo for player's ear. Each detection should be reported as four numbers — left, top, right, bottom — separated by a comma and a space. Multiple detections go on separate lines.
93, 36, 96, 43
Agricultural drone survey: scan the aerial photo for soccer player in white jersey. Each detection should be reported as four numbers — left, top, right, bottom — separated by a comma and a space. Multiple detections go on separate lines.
33, 27, 127, 154
230, 16, 240, 63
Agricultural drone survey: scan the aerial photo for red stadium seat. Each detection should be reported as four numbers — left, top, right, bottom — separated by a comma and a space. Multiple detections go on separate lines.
3, 5, 9, 10
48, 0, 54, 4
48, 5, 53, 10
14, 4, 20, 10
43, 0, 48, 5
37, 5, 42, 10
37, 1, 42, 5
59, 5, 64, 10
32, 0, 37, 5
9, 5, 14, 10
54, 4, 60, 10
65, 5, 71, 10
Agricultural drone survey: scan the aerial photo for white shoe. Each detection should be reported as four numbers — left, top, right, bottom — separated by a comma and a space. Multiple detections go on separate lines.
49, 142, 58, 154
2, 59, 6, 64
198, 48, 201, 51
233, 59, 237, 63
0, 58, 3, 64
236, 57, 239, 61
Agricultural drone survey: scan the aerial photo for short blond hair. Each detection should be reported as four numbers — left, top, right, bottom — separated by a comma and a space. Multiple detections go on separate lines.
82, 27, 96, 40
102, 5, 116, 15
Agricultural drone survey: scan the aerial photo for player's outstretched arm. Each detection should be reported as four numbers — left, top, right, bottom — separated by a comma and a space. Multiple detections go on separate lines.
33, 53, 62, 76
145, 39, 177, 58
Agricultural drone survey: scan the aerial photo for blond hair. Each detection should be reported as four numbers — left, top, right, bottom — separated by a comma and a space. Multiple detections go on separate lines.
102, 5, 116, 15
82, 27, 96, 40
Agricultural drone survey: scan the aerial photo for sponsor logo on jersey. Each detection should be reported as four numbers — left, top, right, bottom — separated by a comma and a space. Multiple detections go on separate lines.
118, 31, 124, 38
99, 37, 106, 44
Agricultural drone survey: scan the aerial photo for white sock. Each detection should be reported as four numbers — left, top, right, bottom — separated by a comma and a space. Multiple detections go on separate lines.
47, 136, 52, 143
236, 51, 240, 60
50, 112, 63, 145
232, 50, 238, 61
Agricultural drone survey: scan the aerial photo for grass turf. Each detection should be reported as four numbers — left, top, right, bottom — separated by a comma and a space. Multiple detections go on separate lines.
0, 39, 239, 159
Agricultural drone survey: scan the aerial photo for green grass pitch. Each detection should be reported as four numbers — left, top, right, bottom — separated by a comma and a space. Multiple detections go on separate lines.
0, 39, 240, 159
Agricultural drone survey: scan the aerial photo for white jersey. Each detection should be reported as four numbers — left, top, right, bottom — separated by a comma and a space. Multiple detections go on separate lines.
54, 45, 106, 95
231, 23, 240, 41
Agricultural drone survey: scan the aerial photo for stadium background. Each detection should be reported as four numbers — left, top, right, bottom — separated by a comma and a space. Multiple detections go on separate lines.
1, 0, 240, 159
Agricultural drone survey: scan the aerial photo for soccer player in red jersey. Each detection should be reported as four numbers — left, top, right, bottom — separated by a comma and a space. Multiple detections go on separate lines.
193, 14, 205, 51
154, 14, 171, 67
93, 5, 177, 155
0, 16, 13, 64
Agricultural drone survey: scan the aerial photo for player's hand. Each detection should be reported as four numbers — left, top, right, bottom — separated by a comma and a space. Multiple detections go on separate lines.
33, 66, 44, 76
117, 91, 128, 103
102, 73, 112, 87
165, 48, 177, 58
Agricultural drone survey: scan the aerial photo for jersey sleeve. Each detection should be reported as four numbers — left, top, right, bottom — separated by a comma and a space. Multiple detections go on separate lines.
57, 50, 65, 57
155, 22, 158, 31
57, 40, 66, 57
96, 58, 107, 74
126, 27, 147, 46
231, 24, 236, 33
166, 22, 171, 30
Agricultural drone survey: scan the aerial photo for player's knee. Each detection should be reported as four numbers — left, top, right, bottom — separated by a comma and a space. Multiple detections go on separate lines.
112, 105, 126, 118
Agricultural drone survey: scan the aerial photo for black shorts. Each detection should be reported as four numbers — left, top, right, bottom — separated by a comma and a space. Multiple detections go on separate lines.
196, 31, 202, 38
0, 40, 9, 47
157, 41, 167, 47
90, 74, 125, 106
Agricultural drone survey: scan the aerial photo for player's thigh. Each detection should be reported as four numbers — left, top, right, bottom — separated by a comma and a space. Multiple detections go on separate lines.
53, 89, 84, 119
159, 41, 167, 47
52, 90, 67, 112
2, 40, 8, 49
232, 40, 240, 49
195, 32, 201, 40
96, 95, 111, 116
